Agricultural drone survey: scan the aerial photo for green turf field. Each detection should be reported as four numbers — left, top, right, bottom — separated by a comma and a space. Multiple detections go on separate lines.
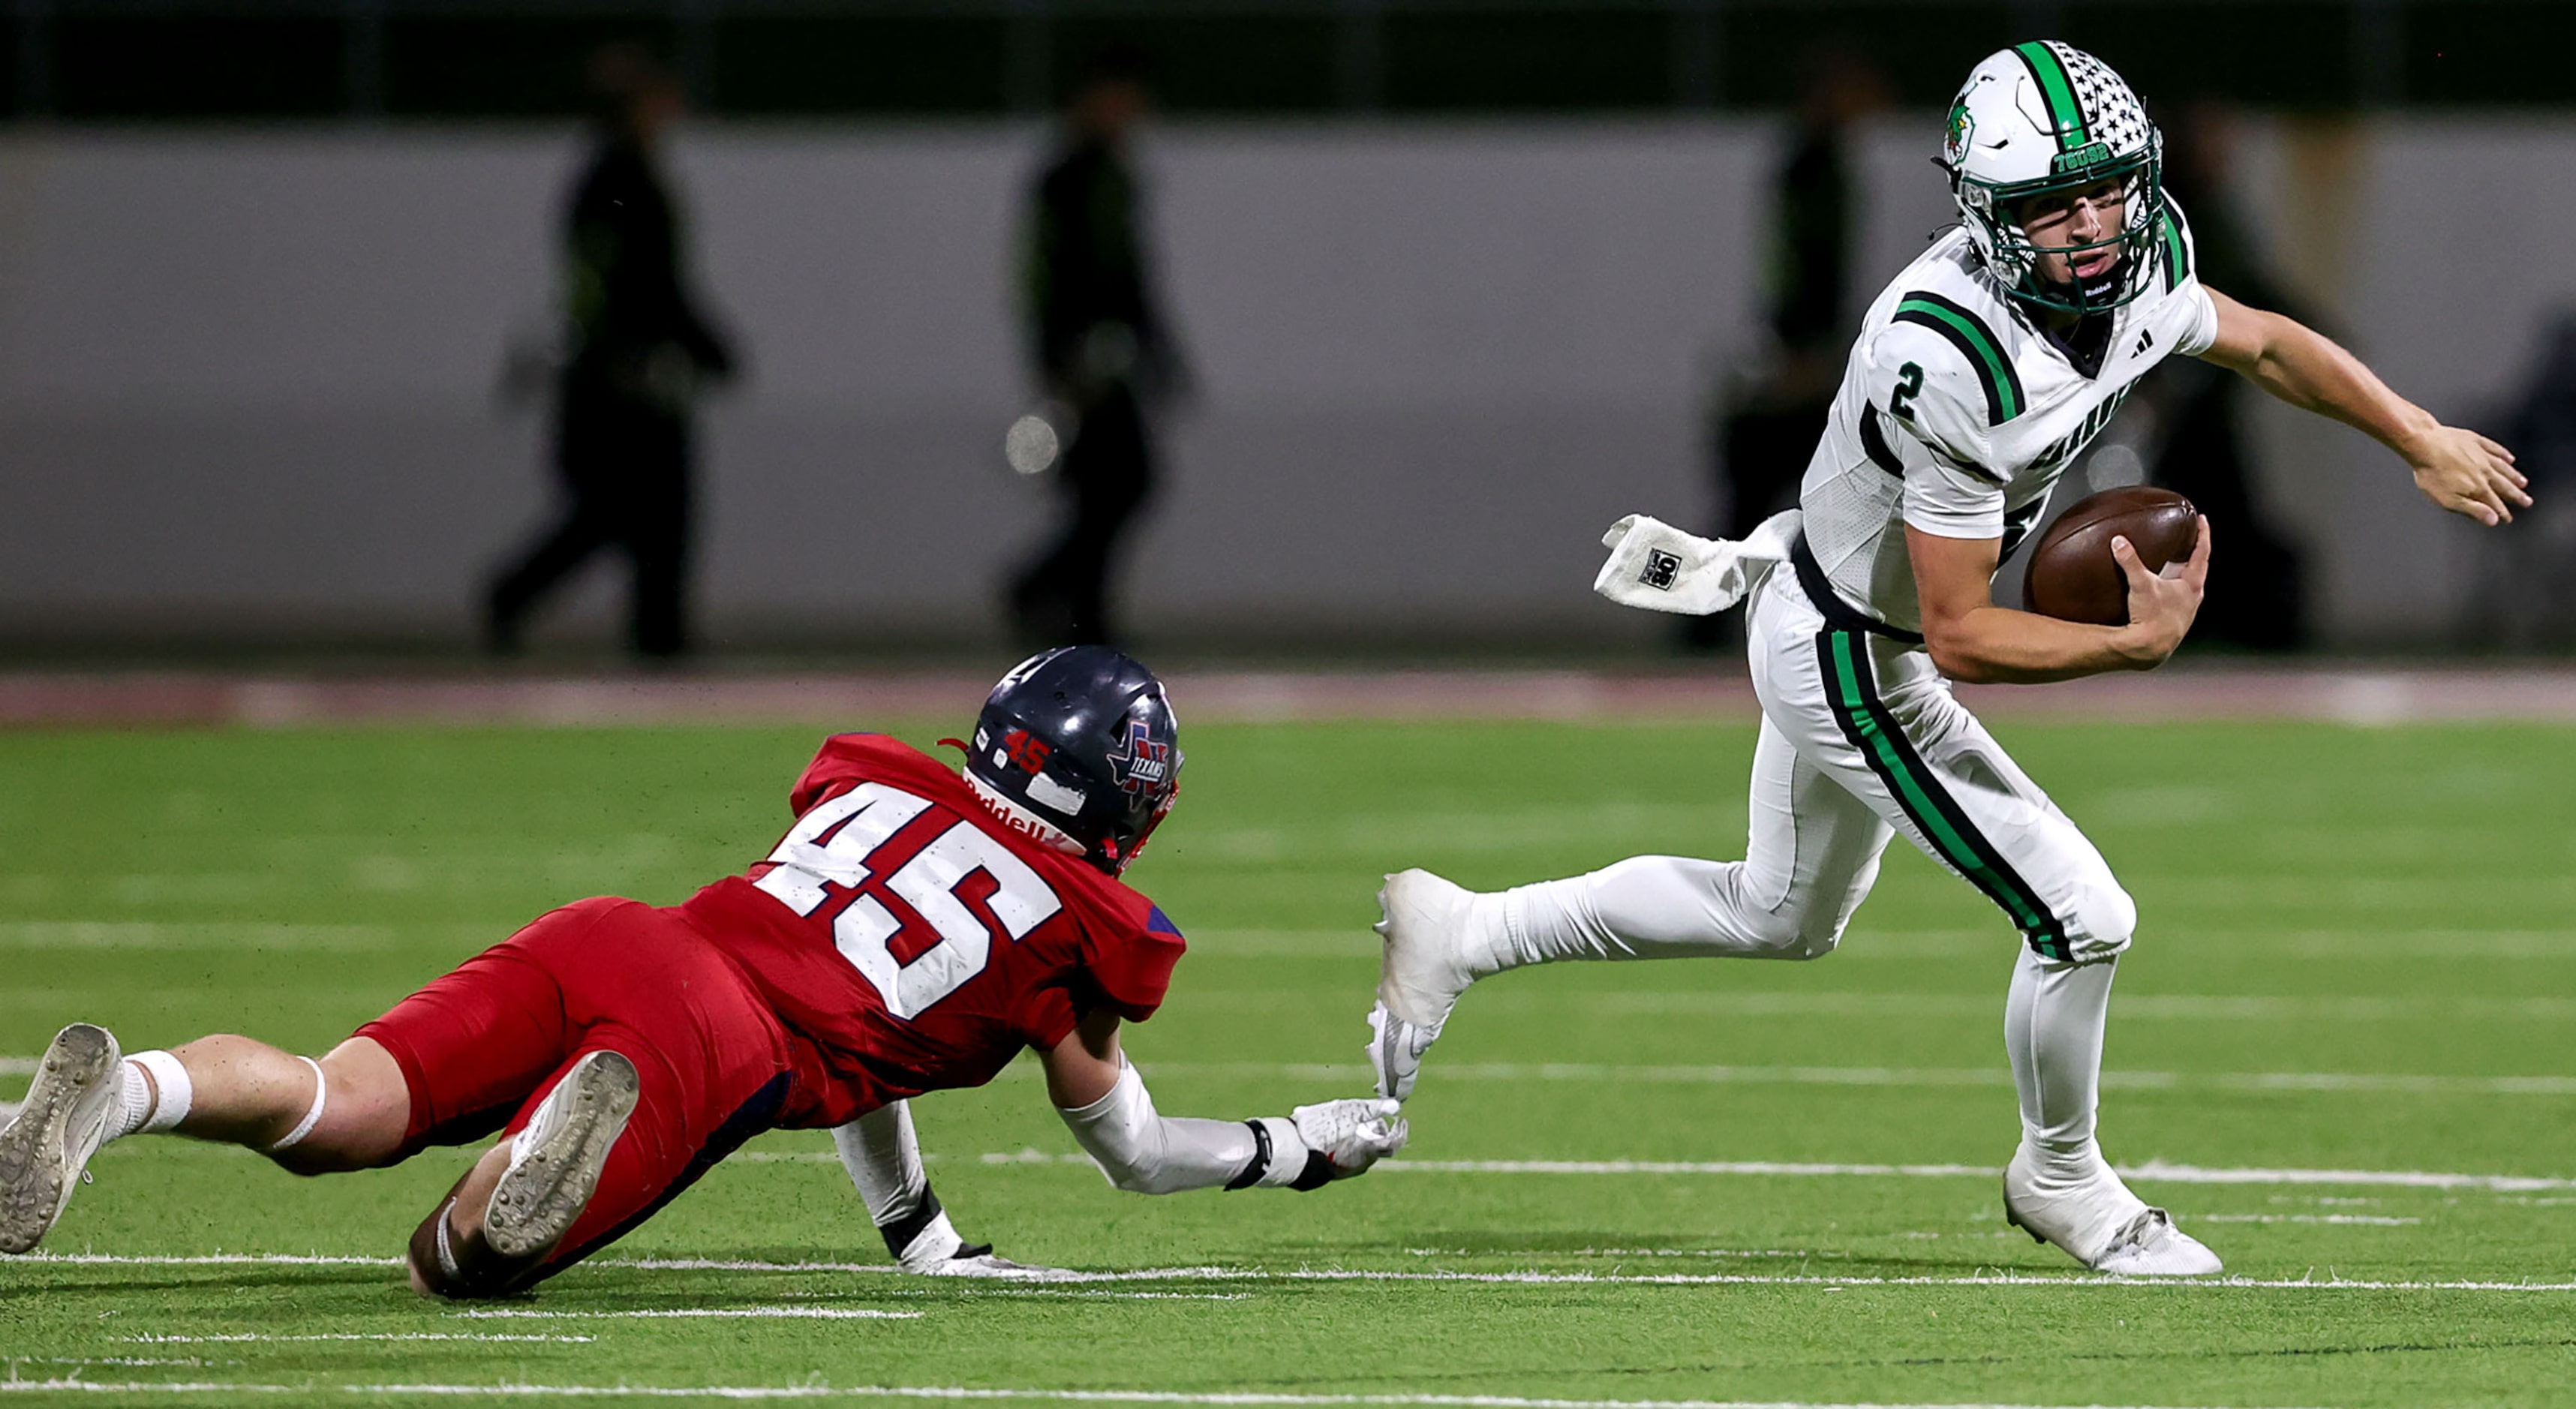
2, 719, 2571, 1407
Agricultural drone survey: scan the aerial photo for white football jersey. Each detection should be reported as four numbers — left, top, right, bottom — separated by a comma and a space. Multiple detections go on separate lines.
1796, 204, 2219, 634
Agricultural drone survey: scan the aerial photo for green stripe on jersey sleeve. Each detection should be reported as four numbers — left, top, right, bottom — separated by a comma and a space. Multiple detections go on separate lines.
1892, 294, 2025, 425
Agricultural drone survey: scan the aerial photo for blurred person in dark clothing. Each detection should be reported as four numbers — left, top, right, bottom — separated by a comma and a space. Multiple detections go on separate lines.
1008, 46, 1188, 649
2133, 102, 2307, 650
485, 44, 737, 661
1690, 52, 1883, 649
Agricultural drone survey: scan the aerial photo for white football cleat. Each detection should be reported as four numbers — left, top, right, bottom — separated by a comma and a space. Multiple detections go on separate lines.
482, 1049, 640, 1260
1367, 870, 1486, 1102
0, 1023, 124, 1255
918, 1250, 1085, 1281
2003, 1146, 2222, 1276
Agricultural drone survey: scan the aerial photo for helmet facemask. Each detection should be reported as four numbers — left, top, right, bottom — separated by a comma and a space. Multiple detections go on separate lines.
1956, 144, 2164, 317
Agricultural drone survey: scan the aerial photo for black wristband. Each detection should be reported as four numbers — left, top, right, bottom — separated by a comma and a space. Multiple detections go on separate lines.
1289, 1149, 1336, 1191
1225, 1119, 1271, 1191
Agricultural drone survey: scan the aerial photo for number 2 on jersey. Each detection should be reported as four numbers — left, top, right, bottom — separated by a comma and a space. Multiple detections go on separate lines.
1889, 361, 1924, 422
753, 783, 1063, 1020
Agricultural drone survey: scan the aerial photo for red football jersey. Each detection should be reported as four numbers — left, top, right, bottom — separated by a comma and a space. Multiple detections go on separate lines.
681, 734, 1186, 1116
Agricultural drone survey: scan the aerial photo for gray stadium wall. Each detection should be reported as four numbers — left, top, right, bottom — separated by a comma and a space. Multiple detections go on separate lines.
0, 117, 2562, 654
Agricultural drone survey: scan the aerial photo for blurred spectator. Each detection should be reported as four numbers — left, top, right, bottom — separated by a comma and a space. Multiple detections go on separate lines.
1007, 45, 1189, 649
1689, 50, 1883, 650
2133, 101, 2308, 650
484, 44, 737, 661
2465, 311, 2576, 645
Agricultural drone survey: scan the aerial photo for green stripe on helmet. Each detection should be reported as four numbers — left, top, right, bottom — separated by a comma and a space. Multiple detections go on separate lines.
2012, 41, 2088, 153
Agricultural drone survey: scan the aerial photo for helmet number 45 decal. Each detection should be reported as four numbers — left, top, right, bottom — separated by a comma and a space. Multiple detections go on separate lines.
754, 783, 1063, 1020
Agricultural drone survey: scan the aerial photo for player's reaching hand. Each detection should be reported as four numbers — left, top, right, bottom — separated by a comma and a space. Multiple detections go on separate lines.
2111, 515, 2211, 668
2405, 423, 2529, 527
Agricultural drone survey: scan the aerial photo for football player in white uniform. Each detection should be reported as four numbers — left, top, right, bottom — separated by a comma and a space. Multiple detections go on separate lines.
1364, 42, 2526, 1276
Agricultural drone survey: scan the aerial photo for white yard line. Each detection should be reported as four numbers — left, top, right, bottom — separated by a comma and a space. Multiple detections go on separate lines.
0, 1384, 2342, 1409
2198, 1215, 2420, 1226
8, 1252, 405, 1267
0, 922, 394, 951
131, 1333, 597, 1344
9, 1249, 2570, 1294
452, 1308, 919, 1321
1373, 1158, 2576, 1192
1584, 992, 2576, 1021
958, 1151, 2576, 1194
179, 1147, 2562, 1194
1117, 1061, 2576, 1097
600, 1258, 2576, 1294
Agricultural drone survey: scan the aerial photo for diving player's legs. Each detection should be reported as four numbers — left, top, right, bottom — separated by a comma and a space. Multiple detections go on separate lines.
0, 1025, 412, 1252
380, 898, 801, 1296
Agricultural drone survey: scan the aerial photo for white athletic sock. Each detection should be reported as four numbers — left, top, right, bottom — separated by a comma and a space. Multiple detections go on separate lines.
1495, 856, 1793, 967
2003, 945, 2117, 1185
108, 1050, 194, 1143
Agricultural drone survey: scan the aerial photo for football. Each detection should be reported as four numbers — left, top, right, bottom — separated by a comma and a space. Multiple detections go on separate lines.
2021, 485, 2203, 625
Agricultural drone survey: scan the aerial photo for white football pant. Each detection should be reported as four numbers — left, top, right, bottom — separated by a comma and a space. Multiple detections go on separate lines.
1489, 566, 2134, 1170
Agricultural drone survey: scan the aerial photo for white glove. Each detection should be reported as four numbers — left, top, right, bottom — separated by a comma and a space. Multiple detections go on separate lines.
1591, 509, 1799, 616
1287, 1098, 1408, 1184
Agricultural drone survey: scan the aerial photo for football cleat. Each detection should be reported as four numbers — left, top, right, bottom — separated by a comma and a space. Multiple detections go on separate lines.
1367, 869, 1486, 1101
917, 1248, 1085, 1281
0, 1023, 124, 1255
482, 1049, 639, 1260
1365, 1005, 1434, 1105
2002, 1146, 2221, 1276
2087, 1207, 2225, 1278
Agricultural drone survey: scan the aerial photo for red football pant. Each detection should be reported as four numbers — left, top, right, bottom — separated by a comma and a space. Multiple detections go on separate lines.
356, 896, 837, 1278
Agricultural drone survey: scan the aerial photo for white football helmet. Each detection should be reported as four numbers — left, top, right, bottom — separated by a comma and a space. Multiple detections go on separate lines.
1940, 41, 2167, 314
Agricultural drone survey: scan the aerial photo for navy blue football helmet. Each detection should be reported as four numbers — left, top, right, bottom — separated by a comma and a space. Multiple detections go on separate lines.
959, 647, 1182, 876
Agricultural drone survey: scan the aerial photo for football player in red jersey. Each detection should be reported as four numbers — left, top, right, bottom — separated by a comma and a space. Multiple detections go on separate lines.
0, 648, 1405, 1295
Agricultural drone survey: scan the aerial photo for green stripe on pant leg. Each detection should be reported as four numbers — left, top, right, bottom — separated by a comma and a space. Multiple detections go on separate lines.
1823, 631, 2070, 958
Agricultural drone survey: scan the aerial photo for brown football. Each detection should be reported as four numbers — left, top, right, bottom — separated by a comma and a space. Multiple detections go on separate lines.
2021, 486, 2202, 626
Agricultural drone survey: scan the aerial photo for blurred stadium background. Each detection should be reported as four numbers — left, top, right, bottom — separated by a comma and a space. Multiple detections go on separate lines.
0, 0, 2571, 666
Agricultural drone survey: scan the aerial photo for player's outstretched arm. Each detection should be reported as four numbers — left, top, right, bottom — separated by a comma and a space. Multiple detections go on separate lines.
1909, 519, 2210, 684
1043, 1010, 1405, 1194
2198, 287, 2529, 526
